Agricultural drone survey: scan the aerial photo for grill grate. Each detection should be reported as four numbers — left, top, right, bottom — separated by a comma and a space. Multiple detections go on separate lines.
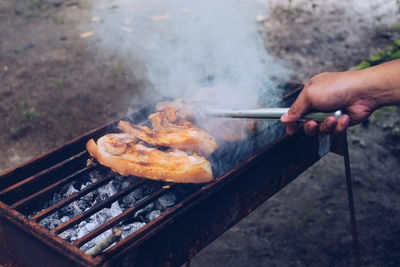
0, 83, 340, 266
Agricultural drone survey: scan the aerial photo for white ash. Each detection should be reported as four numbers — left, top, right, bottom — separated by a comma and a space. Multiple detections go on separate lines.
155, 193, 176, 209
110, 202, 123, 217
147, 210, 161, 221
65, 184, 79, 197
57, 200, 124, 250
121, 222, 146, 239
134, 203, 155, 219
32, 169, 191, 253
37, 178, 126, 231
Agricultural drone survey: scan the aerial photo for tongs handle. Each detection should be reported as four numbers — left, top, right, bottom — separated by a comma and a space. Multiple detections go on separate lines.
207, 108, 343, 121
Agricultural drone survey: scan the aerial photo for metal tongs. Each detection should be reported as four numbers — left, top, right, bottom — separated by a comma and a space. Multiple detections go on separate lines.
207, 108, 343, 121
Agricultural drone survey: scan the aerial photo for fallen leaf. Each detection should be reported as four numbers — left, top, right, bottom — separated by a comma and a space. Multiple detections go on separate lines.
150, 14, 171, 21
79, 31, 93, 38
91, 16, 100, 22
121, 26, 134, 33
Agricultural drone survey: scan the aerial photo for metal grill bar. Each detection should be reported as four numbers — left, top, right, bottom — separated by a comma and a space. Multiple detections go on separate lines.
0, 202, 95, 266
98, 192, 190, 262
31, 172, 116, 222
12, 165, 97, 211
52, 179, 148, 235
73, 184, 175, 248
0, 151, 88, 205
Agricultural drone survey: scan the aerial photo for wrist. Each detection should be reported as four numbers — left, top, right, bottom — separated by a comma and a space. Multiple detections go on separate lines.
357, 60, 400, 108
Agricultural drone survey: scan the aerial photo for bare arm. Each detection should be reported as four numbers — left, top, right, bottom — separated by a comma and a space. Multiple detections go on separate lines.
281, 59, 400, 135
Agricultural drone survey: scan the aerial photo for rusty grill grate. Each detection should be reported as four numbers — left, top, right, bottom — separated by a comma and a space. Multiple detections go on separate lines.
0, 84, 342, 267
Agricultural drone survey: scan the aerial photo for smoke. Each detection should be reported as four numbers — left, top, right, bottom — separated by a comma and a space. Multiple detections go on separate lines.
91, 0, 291, 109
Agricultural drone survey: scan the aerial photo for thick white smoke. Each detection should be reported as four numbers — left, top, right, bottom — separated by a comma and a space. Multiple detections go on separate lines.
91, 0, 291, 109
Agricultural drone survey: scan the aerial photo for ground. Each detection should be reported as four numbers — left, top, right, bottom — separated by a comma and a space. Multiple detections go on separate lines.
0, 0, 399, 266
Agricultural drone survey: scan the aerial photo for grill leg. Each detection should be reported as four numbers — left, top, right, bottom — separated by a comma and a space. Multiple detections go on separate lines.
343, 132, 361, 267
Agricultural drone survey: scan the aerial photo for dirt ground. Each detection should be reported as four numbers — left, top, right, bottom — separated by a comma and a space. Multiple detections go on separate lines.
1, 0, 400, 266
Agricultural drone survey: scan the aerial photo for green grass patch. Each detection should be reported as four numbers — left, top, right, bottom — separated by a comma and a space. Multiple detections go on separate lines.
356, 60, 371, 70
391, 50, 400, 60
369, 54, 382, 62
21, 103, 38, 122
381, 106, 397, 112
373, 110, 383, 121
356, 40, 400, 69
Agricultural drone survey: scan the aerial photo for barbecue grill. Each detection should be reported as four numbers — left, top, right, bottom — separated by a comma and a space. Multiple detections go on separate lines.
0, 83, 355, 267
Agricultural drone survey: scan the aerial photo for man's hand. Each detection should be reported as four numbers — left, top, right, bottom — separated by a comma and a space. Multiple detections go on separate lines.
280, 71, 377, 135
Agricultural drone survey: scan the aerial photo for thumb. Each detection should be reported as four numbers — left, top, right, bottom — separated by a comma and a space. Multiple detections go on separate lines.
281, 91, 311, 123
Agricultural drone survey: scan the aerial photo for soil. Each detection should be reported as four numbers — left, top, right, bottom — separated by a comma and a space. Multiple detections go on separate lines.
1, 0, 399, 266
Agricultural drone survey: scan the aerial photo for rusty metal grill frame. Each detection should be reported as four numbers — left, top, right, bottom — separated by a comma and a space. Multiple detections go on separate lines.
0, 102, 341, 267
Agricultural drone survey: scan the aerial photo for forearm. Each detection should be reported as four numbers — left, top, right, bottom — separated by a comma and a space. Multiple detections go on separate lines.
358, 59, 400, 108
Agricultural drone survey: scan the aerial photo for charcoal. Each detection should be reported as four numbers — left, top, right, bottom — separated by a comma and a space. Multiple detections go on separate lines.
77, 221, 97, 239
132, 187, 144, 200
80, 181, 93, 190
29, 170, 185, 254
59, 228, 76, 242
147, 210, 161, 221
93, 209, 112, 225
60, 201, 82, 217
134, 203, 154, 218
141, 183, 158, 196
121, 222, 146, 238
72, 201, 86, 214
110, 180, 122, 192
98, 181, 118, 200
110, 202, 123, 217
78, 197, 94, 211
121, 180, 132, 189
52, 193, 62, 205
60, 216, 69, 223
121, 192, 136, 208
155, 193, 176, 209
81, 190, 95, 203
65, 184, 79, 197
89, 169, 106, 183
39, 212, 61, 230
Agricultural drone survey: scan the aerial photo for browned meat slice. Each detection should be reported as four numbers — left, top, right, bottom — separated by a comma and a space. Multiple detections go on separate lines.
118, 117, 218, 157
156, 98, 258, 142
86, 133, 213, 183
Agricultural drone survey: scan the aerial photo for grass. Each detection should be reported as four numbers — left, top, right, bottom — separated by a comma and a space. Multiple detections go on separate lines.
9, 103, 39, 139
21, 103, 38, 122
373, 110, 383, 121
381, 106, 397, 112
13, 0, 51, 22
299, 204, 314, 223
373, 106, 397, 122
356, 40, 400, 69
27, 0, 49, 12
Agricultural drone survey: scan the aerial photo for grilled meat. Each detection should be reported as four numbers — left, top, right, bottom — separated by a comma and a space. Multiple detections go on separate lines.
86, 133, 213, 183
156, 98, 258, 143
118, 108, 218, 157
